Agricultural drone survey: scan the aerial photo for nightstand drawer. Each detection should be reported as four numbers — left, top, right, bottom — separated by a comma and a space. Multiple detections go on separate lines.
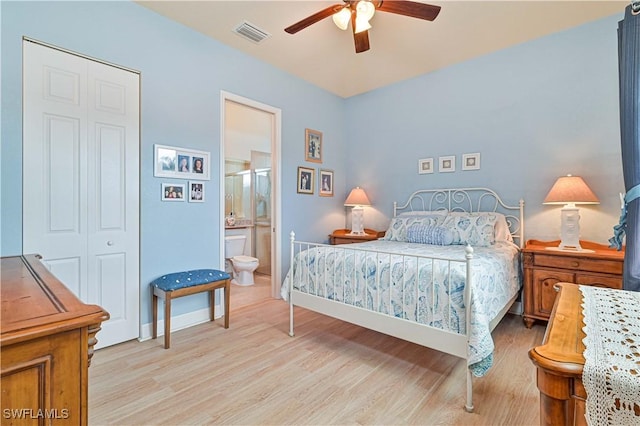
575, 274, 623, 289
533, 254, 623, 275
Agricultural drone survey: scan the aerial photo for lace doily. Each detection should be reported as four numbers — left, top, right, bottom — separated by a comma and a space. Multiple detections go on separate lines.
580, 285, 640, 426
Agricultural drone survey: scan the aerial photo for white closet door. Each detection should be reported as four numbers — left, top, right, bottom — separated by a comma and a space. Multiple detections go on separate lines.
23, 41, 140, 348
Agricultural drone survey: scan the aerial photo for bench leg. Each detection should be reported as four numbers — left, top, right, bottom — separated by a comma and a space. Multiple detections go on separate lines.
224, 279, 230, 329
164, 295, 171, 349
209, 288, 215, 322
152, 288, 158, 340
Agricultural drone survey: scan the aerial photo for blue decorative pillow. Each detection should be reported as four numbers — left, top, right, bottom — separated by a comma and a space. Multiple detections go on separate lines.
381, 215, 445, 242
406, 224, 455, 245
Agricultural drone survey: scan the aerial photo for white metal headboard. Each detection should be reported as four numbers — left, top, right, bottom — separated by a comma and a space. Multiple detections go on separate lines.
393, 187, 525, 248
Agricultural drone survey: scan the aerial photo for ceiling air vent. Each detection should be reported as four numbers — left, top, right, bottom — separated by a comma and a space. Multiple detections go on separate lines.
233, 21, 271, 44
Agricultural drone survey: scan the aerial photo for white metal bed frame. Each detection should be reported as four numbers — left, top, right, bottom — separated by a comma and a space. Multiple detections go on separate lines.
286, 188, 524, 412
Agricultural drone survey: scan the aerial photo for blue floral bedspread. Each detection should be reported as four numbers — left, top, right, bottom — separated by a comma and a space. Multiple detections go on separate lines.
282, 240, 521, 377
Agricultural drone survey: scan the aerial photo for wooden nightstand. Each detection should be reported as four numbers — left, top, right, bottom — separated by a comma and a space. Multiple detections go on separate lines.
522, 239, 624, 328
329, 228, 385, 245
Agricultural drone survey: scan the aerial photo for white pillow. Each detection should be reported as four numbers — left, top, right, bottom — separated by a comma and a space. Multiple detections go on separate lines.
445, 211, 513, 243
494, 214, 514, 242
398, 209, 447, 216
442, 213, 498, 247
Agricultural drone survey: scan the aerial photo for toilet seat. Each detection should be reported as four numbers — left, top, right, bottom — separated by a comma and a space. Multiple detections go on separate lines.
232, 255, 258, 263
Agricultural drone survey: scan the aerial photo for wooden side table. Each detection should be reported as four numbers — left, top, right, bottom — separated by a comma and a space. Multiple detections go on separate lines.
522, 239, 624, 328
329, 228, 385, 245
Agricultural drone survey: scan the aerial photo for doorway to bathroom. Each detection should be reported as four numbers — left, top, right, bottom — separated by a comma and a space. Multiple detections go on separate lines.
220, 91, 281, 301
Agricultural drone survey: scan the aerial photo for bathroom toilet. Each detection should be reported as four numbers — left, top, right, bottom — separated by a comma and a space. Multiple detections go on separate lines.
224, 235, 259, 286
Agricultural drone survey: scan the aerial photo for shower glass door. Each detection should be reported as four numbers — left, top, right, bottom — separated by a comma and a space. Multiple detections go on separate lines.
254, 168, 271, 275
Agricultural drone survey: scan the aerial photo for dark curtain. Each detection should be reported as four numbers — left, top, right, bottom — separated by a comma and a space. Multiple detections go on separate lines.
614, 4, 640, 291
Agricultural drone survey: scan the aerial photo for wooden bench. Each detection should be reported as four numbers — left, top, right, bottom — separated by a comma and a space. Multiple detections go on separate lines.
151, 269, 231, 349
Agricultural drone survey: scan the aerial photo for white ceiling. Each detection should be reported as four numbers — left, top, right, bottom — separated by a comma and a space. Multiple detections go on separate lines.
136, 0, 627, 98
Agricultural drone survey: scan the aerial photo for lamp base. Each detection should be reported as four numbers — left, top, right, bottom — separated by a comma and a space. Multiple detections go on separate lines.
350, 205, 365, 236
558, 206, 583, 251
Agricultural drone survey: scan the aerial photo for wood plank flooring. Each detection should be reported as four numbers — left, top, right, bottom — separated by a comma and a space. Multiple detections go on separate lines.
89, 277, 545, 425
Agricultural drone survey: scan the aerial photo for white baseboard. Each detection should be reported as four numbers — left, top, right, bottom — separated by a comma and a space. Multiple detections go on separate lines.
139, 304, 224, 341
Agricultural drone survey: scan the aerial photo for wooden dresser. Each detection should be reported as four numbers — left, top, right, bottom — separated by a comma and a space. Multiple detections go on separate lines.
1, 255, 109, 425
522, 239, 624, 328
529, 282, 587, 426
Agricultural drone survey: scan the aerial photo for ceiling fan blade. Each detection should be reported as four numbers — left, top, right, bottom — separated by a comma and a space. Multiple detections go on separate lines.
284, 4, 344, 34
377, 0, 441, 21
351, 9, 370, 53
353, 30, 370, 53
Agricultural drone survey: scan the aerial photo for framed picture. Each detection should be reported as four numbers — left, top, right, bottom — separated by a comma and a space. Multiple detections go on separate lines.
154, 144, 210, 180
319, 169, 334, 197
297, 166, 315, 194
188, 181, 205, 203
439, 155, 456, 173
418, 158, 434, 174
462, 153, 481, 171
305, 128, 322, 163
161, 183, 185, 201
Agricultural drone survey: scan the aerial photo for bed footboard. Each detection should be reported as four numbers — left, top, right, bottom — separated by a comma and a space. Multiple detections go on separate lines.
286, 231, 476, 412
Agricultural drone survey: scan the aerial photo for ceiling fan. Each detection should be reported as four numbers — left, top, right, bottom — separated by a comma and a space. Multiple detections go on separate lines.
284, 0, 441, 54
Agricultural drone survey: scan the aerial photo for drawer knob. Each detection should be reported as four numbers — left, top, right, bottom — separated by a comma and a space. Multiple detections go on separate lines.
571, 261, 579, 267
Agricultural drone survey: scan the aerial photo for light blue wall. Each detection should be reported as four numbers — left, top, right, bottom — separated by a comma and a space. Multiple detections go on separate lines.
1, 1, 627, 328
1, 1, 348, 323
344, 13, 625, 245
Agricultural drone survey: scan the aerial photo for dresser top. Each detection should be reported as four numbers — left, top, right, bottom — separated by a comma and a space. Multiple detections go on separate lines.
1, 255, 109, 346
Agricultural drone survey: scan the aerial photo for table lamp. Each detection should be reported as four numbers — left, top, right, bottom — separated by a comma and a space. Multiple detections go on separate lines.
344, 187, 371, 236
543, 174, 599, 251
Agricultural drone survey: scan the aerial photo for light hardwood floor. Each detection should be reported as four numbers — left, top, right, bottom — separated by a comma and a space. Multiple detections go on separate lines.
89, 278, 545, 425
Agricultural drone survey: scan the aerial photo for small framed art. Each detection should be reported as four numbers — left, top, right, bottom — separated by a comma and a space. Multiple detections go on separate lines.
188, 181, 205, 203
154, 144, 210, 180
439, 156, 455, 173
418, 158, 434, 174
161, 183, 185, 201
305, 128, 322, 163
462, 153, 481, 171
297, 166, 315, 194
319, 169, 334, 197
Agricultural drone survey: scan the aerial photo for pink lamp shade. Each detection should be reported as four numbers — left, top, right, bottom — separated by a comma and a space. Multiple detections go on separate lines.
344, 187, 371, 207
543, 175, 600, 206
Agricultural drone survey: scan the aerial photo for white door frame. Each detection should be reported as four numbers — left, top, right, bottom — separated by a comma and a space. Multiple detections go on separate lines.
220, 91, 282, 298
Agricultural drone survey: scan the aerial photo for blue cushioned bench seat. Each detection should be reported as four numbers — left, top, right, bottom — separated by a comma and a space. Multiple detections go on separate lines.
151, 269, 231, 349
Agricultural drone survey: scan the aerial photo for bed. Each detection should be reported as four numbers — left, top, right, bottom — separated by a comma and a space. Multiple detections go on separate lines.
282, 187, 524, 412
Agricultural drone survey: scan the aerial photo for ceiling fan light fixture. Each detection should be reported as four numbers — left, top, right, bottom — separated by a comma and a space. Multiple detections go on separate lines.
356, 0, 376, 21
354, 15, 371, 33
332, 7, 351, 30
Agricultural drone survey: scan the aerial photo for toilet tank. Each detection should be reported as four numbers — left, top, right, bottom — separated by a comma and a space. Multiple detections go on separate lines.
225, 235, 246, 258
